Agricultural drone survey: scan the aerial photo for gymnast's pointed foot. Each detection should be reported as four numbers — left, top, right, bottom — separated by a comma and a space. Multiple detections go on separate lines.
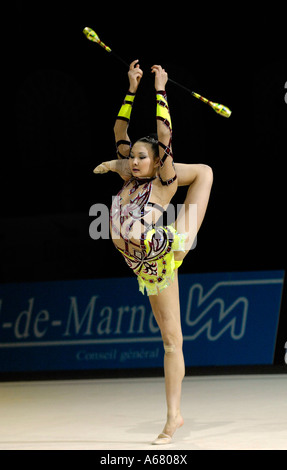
152, 414, 184, 445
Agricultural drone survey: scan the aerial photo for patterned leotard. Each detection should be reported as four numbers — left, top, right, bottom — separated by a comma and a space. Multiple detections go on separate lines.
110, 176, 187, 295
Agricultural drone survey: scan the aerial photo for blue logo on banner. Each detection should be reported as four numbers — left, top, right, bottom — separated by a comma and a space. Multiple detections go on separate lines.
0, 271, 284, 372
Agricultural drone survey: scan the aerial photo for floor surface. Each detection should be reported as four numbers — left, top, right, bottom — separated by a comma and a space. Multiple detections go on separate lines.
0, 374, 286, 450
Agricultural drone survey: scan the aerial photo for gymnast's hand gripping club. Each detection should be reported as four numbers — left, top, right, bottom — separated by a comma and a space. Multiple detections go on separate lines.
83, 27, 232, 118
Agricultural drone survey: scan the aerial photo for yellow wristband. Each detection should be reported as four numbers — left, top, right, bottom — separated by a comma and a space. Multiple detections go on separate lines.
117, 93, 135, 121
156, 93, 172, 129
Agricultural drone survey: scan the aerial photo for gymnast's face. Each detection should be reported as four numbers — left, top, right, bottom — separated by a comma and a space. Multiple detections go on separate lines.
129, 142, 159, 178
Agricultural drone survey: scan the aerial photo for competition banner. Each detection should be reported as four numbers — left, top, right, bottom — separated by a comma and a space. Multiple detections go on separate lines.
0, 271, 284, 372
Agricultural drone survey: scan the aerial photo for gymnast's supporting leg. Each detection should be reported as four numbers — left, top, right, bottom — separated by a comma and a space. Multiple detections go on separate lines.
147, 164, 213, 444
149, 271, 185, 443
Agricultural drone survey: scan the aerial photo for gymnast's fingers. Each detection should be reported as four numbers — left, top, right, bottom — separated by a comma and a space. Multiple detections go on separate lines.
130, 59, 139, 69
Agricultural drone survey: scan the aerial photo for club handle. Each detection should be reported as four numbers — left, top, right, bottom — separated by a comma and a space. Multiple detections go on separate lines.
112, 51, 129, 68
168, 78, 193, 94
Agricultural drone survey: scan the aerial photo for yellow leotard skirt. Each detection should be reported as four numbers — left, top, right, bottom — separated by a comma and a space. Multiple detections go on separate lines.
117, 225, 187, 296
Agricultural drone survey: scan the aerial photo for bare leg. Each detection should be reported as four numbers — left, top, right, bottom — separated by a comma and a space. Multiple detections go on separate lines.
147, 164, 212, 443
149, 271, 185, 442
174, 163, 213, 259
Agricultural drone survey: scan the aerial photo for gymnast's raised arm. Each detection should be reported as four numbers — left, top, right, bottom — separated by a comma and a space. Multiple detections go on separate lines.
151, 65, 177, 190
113, 60, 143, 160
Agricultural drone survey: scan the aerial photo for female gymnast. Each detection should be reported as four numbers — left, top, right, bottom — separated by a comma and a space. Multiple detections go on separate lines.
94, 60, 213, 444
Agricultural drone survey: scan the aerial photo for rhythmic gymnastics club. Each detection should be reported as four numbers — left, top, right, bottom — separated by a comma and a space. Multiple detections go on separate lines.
168, 78, 232, 118
83, 27, 129, 68
83, 27, 232, 118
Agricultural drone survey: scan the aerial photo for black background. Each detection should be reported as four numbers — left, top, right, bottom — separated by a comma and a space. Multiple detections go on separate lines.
1, 2, 286, 367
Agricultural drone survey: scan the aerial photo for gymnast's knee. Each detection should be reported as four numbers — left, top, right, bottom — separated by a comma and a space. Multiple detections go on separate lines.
200, 164, 213, 186
163, 335, 183, 354
164, 343, 176, 354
